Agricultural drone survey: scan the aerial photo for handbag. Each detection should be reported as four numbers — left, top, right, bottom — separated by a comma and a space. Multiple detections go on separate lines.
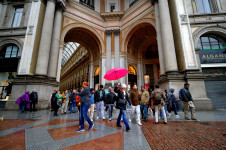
118, 99, 126, 105
57, 99, 62, 106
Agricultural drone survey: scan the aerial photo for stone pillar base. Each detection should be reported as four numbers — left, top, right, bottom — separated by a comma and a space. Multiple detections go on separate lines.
5, 76, 59, 110
158, 72, 213, 110
5, 100, 50, 110
186, 71, 213, 110
193, 98, 212, 110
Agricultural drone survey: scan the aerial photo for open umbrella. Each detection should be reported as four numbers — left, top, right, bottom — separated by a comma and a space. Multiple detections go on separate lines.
104, 68, 129, 81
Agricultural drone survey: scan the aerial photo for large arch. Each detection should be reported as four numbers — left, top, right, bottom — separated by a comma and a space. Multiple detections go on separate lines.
60, 23, 105, 55
121, 19, 156, 53
193, 25, 226, 48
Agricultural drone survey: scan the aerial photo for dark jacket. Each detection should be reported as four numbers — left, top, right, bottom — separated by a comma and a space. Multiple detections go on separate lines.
51, 93, 57, 108
69, 92, 77, 103
129, 89, 139, 106
106, 92, 116, 104
115, 89, 131, 110
29, 92, 38, 103
181, 88, 193, 102
79, 87, 91, 104
94, 89, 105, 103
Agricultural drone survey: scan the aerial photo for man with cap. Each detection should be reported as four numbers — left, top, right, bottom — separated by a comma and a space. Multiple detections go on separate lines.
129, 85, 142, 125
106, 87, 116, 121
139, 85, 150, 122
94, 85, 105, 120
181, 83, 196, 120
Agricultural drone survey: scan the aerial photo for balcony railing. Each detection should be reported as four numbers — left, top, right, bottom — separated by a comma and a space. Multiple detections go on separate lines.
79, 0, 95, 10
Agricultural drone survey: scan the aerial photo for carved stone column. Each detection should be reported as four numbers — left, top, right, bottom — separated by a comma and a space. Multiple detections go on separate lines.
48, 2, 65, 79
35, 0, 56, 76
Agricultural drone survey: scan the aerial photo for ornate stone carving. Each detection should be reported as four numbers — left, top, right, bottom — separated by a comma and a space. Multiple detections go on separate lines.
113, 29, 120, 35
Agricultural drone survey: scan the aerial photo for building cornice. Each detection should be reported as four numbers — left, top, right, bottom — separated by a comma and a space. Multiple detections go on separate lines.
100, 11, 124, 21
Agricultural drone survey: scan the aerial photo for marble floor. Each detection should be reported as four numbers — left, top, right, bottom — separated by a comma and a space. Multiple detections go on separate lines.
0, 108, 226, 150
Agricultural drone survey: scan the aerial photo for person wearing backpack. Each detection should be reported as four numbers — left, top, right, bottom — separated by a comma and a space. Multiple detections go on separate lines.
153, 85, 167, 124
180, 83, 196, 120
167, 88, 180, 119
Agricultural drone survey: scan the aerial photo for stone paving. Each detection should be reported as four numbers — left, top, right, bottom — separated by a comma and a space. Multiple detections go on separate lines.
0, 108, 225, 150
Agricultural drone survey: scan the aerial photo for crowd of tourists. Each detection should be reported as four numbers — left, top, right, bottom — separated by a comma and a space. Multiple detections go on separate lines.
16, 82, 196, 132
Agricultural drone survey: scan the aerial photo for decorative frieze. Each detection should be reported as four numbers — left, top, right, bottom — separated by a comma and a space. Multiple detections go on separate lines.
0, 27, 27, 37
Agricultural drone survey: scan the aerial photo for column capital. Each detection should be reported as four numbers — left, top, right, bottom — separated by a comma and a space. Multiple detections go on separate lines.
56, 1, 66, 12
113, 29, 120, 35
150, 0, 158, 5
105, 30, 113, 36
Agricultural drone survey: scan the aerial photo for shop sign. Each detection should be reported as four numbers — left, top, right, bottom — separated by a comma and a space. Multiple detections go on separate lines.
199, 50, 226, 64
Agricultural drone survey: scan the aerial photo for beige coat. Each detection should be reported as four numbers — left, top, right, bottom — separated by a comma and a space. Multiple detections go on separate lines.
139, 89, 149, 105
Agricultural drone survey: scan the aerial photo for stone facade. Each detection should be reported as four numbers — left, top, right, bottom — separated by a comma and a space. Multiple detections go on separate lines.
0, 0, 225, 110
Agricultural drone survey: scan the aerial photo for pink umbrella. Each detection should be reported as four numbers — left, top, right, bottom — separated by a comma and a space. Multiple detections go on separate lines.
104, 68, 129, 81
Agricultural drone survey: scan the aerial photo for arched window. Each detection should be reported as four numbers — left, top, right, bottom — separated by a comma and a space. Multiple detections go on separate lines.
198, 35, 226, 50
0, 44, 20, 59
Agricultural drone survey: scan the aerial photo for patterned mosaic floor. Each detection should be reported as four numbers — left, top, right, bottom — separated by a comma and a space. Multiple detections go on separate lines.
0, 109, 226, 150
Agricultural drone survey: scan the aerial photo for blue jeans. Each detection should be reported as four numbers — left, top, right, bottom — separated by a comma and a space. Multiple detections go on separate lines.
126, 103, 131, 109
21, 104, 25, 112
117, 110, 129, 128
160, 105, 168, 117
108, 104, 114, 118
140, 104, 148, 118
70, 102, 76, 113
79, 103, 93, 129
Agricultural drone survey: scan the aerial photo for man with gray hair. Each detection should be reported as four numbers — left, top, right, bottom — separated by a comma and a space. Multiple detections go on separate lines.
129, 85, 142, 126
29, 89, 38, 111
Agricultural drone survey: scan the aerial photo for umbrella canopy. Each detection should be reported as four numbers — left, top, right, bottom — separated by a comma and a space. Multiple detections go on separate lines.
104, 68, 129, 81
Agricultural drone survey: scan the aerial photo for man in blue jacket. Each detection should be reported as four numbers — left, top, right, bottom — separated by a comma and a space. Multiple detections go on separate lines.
76, 82, 94, 132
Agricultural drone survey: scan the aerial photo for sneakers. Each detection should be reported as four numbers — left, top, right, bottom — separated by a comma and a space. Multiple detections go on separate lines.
128, 119, 131, 122
91, 119, 93, 122
175, 115, 180, 119
138, 122, 142, 126
96, 116, 99, 120
76, 128, 85, 132
103, 116, 105, 120
88, 123, 94, 131
109, 118, 112, 121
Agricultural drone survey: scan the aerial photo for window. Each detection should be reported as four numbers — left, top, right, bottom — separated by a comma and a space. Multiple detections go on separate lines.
0, 45, 20, 59
11, 7, 24, 27
110, 4, 115, 12
80, 0, 95, 10
198, 35, 226, 50
196, 0, 213, 13
129, 0, 138, 7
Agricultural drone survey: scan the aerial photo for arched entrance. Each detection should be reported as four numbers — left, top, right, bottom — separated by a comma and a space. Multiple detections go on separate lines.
196, 32, 226, 108
59, 25, 103, 90
124, 22, 160, 89
0, 43, 20, 99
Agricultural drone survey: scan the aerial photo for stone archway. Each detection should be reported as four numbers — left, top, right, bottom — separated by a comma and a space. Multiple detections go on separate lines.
59, 24, 104, 88
121, 19, 156, 53
123, 21, 159, 88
